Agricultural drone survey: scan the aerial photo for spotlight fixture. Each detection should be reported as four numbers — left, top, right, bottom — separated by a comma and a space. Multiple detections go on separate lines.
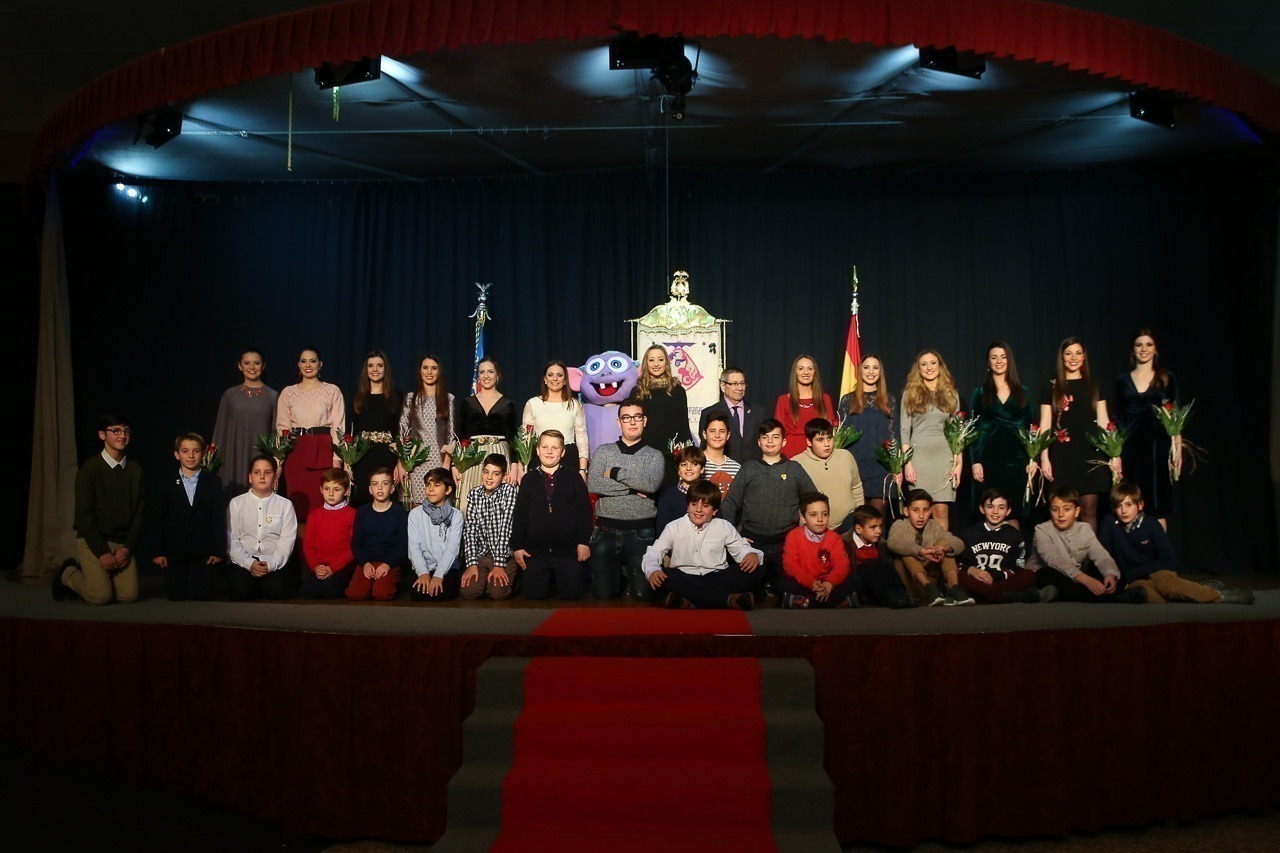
134, 106, 183, 148
1128, 89, 1191, 129
314, 57, 381, 90
609, 32, 698, 121
918, 46, 986, 79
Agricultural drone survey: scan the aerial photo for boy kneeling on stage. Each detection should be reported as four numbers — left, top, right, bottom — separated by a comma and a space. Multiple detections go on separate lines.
1099, 481, 1253, 605
641, 480, 763, 610
780, 492, 861, 608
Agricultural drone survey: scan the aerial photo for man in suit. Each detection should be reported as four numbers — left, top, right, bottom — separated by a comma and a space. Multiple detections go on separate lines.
698, 368, 761, 463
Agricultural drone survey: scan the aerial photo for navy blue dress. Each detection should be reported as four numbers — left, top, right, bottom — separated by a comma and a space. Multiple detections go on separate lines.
838, 391, 896, 503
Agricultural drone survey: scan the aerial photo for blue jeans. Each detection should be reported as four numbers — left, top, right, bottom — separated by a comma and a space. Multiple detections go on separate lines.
589, 526, 656, 600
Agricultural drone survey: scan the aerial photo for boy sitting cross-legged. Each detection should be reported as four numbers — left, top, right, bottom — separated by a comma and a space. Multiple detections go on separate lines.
780, 492, 860, 608
1028, 484, 1145, 604
956, 488, 1054, 605
641, 480, 764, 611
1099, 481, 1253, 605
886, 489, 973, 606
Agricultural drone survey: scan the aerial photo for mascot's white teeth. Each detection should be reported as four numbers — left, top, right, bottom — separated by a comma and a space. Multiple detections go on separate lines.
594, 381, 622, 397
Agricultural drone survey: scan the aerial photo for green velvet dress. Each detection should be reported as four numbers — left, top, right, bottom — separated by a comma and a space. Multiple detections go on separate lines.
968, 385, 1033, 515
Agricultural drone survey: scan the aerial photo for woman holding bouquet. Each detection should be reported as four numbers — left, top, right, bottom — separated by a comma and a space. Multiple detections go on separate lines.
837, 354, 895, 512
1038, 337, 1116, 530
348, 350, 401, 507
276, 347, 345, 530
1113, 329, 1180, 526
454, 357, 518, 510
398, 354, 456, 508
775, 354, 834, 460
636, 344, 694, 490
521, 360, 589, 479
899, 349, 961, 528
212, 348, 279, 499
968, 342, 1034, 525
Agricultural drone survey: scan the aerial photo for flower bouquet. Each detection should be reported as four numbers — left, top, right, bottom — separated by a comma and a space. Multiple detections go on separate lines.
1087, 421, 1128, 484
452, 438, 488, 475
333, 433, 371, 468
667, 435, 692, 458
394, 434, 431, 509
832, 423, 862, 450
201, 443, 224, 474
512, 424, 537, 467
256, 429, 296, 462
943, 411, 980, 455
1152, 399, 1198, 482
1016, 423, 1055, 506
874, 438, 915, 516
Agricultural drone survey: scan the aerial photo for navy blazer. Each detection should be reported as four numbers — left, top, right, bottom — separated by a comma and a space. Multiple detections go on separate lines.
698, 397, 763, 463
150, 469, 227, 559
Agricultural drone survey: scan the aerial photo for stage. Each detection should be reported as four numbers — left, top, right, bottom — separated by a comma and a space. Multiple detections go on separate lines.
3, 575, 1278, 849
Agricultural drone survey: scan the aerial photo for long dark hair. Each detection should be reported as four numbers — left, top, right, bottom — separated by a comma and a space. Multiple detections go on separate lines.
1130, 328, 1168, 390
1052, 336, 1098, 412
845, 353, 893, 417
981, 341, 1027, 408
411, 354, 451, 449
353, 350, 400, 415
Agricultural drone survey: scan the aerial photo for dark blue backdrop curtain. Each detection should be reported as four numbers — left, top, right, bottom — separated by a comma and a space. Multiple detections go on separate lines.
57, 162, 1277, 570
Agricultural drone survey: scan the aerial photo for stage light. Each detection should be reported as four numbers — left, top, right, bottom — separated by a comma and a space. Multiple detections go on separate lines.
918, 46, 986, 79
115, 183, 125, 191
1128, 89, 1190, 129
315, 57, 381, 89
610, 32, 698, 120
125, 188, 138, 198
134, 105, 183, 148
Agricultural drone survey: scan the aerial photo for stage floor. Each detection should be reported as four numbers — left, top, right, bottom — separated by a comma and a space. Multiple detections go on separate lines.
6, 570, 1278, 638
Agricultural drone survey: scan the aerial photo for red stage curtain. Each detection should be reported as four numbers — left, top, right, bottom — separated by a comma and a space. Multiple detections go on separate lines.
0, 618, 491, 842
811, 620, 1280, 846
3, 616, 1277, 845
30, 0, 1280, 177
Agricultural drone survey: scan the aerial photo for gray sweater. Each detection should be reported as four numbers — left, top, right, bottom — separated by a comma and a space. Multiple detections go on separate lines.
886, 518, 964, 559
587, 439, 664, 527
1029, 520, 1120, 580
719, 459, 816, 543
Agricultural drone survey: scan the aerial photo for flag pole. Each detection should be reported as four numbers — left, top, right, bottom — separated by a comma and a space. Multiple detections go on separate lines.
469, 282, 492, 394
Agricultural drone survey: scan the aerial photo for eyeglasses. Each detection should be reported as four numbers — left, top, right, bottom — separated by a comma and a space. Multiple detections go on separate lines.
721, 380, 746, 387
618, 414, 645, 423
105, 427, 132, 436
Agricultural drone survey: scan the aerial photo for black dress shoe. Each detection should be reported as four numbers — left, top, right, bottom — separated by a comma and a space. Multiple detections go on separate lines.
51, 558, 77, 601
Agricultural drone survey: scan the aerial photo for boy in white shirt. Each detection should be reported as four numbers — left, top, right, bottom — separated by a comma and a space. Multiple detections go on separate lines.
226, 455, 298, 600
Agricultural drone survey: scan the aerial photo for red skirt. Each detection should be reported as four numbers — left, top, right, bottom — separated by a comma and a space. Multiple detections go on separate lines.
284, 432, 333, 518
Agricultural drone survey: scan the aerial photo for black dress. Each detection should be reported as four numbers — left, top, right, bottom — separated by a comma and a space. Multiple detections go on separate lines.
457, 395, 518, 510
349, 392, 401, 506
1113, 372, 1179, 516
1040, 379, 1111, 496
639, 384, 694, 490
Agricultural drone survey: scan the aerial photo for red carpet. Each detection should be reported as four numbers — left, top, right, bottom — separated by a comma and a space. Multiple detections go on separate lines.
532, 608, 752, 637
491, 657, 775, 852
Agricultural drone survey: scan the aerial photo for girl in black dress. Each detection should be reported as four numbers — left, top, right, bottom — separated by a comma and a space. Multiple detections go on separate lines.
1038, 337, 1119, 531
1113, 329, 1181, 528
454, 357, 518, 510
348, 350, 401, 507
968, 341, 1034, 526
635, 344, 693, 490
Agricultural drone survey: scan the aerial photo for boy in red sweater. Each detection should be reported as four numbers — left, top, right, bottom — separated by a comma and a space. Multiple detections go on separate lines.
781, 491, 860, 608
300, 468, 357, 599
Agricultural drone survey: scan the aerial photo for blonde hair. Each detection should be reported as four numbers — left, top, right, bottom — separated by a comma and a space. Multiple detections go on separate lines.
636, 344, 676, 399
901, 349, 958, 416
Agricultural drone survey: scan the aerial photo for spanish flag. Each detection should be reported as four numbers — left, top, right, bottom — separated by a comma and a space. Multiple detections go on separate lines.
838, 267, 862, 400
